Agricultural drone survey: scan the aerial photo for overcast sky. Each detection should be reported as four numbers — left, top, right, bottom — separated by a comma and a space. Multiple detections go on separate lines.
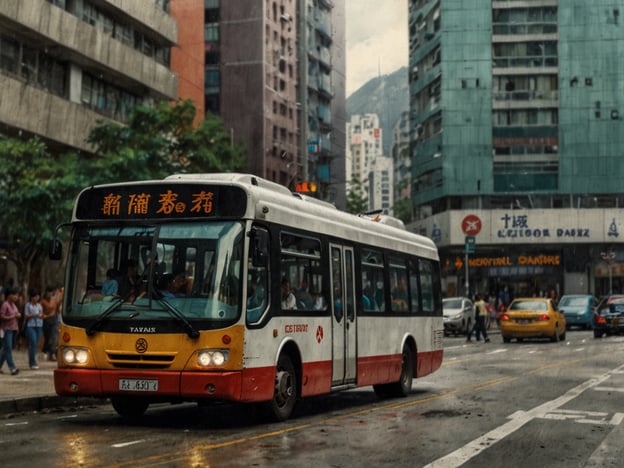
345, 0, 408, 96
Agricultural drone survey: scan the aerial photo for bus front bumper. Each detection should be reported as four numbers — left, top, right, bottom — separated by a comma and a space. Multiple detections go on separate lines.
54, 368, 251, 401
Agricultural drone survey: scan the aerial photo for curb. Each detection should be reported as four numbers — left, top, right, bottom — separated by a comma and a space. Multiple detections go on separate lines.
0, 395, 107, 417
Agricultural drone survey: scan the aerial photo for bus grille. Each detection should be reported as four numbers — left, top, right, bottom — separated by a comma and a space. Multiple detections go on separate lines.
107, 353, 176, 369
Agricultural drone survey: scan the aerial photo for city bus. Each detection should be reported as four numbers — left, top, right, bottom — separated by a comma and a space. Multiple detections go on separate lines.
51, 173, 443, 420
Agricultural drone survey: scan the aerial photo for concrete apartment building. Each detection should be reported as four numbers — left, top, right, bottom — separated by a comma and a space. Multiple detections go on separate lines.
198, 0, 346, 207
346, 113, 393, 214
408, 0, 624, 298
0, 0, 177, 153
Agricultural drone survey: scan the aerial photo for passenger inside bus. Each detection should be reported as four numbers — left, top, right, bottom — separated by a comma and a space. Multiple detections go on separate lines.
117, 259, 143, 303
295, 277, 313, 309
312, 290, 326, 310
281, 278, 297, 310
247, 272, 266, 309
101, 269, 119, 297
392, 275, 409, 311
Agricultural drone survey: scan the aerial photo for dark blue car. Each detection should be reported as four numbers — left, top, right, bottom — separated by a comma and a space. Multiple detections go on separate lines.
558, 294, 596, 330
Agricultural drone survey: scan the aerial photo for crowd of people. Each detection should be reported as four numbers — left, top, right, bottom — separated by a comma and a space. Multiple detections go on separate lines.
0, 284, 63, 376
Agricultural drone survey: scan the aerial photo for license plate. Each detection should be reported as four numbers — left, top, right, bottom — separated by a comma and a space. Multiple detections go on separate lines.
119, 378, 158, 392
518, 319, 530, 324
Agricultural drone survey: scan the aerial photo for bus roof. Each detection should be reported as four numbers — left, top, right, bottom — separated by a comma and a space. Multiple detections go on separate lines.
72, 173, 438, 260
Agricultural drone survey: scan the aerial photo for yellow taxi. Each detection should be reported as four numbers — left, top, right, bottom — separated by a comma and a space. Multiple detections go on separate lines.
500, 298, 566, 343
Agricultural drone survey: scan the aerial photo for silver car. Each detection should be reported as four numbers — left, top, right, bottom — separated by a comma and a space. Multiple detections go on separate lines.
443, 297, 474, 336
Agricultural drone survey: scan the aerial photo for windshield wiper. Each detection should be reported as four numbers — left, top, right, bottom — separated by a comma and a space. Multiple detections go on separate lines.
156, 299, 200, 339
86, 297, 125, 336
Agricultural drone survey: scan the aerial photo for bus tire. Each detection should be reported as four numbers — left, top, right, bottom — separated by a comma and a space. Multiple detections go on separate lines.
266, 354, 298, 422
374, 345, 414, 398
111, 396, 149, 419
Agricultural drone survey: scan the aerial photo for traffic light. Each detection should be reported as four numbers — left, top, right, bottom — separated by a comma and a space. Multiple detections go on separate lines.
295, 181, 317, 193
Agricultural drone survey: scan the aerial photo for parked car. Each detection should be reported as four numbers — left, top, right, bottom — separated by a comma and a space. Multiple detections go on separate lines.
593, 296, 624, 338
443, 297, 474, 336
500, 297, 566, 343
558, 294, 597, 330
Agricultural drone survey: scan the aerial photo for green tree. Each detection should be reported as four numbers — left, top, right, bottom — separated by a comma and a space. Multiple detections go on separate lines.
345, 178, 368, 214
393, 197, 413, 224
87, 99, 246, 183
0, 137, 87, 293
0, 100, 246, 292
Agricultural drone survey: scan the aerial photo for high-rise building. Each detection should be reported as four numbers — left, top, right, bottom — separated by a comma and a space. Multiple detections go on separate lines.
0, 0, 177, 153
192, 0, 346, 207
408, 1, 624, 298
392, 110, 412, 220
346, 113, 393, 214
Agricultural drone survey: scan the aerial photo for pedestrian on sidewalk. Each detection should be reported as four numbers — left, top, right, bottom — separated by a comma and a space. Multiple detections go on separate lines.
41, 285, 62, 361
24, 289, 43, 369
0, 287, 22, 375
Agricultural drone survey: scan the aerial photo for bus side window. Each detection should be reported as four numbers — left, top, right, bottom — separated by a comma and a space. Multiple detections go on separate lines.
362, 248, 385, 312
247, 226, 269, 322
420, 258, 438, 314
390, 256, 409, 312
409, 259, 420, 314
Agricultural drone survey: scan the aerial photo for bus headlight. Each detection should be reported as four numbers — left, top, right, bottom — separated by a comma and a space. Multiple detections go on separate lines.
62, 347, 90, 365
197, 350, 229, 367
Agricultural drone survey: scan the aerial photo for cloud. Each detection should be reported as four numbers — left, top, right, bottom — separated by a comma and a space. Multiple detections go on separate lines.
346, 0, 408, 96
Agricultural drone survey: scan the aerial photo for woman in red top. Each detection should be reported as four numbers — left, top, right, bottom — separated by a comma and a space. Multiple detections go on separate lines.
0, 287, 22, 375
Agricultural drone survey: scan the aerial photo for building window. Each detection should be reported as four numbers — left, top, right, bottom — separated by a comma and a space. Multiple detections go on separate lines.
81, 72, 139, 121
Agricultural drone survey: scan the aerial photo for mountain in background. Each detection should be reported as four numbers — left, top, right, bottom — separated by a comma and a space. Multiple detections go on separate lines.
346, 66, 409, 156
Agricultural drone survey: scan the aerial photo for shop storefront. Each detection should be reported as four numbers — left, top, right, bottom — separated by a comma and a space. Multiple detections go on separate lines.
410, 208, 624, 301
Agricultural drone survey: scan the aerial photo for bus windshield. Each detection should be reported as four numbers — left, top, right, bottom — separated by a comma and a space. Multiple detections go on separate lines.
65, 221, 244, 325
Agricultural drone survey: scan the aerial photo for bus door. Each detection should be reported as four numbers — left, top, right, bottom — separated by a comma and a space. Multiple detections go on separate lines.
330, 244, 357, 385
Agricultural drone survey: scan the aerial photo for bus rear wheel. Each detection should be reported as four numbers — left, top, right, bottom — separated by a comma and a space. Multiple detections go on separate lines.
266, 354, 298, 421
374, 345, 414, 398
111, 396, 149, 419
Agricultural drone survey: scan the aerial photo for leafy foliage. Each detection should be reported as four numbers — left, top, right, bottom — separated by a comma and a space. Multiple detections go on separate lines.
345, 178, 369, 214
0, 137, 87, 291
0, 100, 246, 290
393, 197, 413, 224
87, 99, 246, 183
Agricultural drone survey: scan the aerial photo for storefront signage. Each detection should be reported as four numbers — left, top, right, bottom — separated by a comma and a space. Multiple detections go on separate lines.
497, 214, 589, 239
468, 254, 561, 268
411, 208, 624, 246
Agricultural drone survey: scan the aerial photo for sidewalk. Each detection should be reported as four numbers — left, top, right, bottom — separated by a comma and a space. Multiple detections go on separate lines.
0, 347, 101, 416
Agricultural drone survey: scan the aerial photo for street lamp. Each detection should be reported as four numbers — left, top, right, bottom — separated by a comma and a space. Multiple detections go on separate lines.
600, 251, 616, 294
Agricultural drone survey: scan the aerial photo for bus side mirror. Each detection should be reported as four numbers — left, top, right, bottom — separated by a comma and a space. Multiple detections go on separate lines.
49, 239, 63, 260
250, 228, 269, 267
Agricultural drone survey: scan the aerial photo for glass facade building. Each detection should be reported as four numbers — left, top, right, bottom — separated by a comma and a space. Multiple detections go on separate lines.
408, 0, 624, 298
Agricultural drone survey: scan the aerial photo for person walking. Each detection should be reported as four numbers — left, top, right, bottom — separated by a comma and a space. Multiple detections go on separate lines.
473, 293, 490, 342
466, 294, 490, 343
41, 285, 62, 361
0, 287, 22, 375
24, 289, 44, 369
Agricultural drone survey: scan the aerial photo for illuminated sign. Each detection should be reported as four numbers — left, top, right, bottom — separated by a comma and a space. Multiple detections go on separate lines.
75, 184, 247, 220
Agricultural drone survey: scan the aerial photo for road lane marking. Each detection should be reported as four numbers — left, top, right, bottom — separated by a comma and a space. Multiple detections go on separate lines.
423, 363, 624, 467
540, 409, 624, 426
594, 386, 624, 393
112, 440, 146, 448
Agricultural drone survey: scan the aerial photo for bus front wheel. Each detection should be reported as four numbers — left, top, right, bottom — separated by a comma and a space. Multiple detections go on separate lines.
266, 354, 298, 421
111, 396, 149, 419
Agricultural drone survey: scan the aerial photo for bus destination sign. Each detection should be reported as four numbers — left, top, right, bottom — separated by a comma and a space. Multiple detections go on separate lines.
75, 184, 247, 220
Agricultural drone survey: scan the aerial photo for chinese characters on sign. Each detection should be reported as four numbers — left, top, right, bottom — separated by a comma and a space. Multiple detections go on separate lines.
101, 190, 215, 217
498, 213, 590, 239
